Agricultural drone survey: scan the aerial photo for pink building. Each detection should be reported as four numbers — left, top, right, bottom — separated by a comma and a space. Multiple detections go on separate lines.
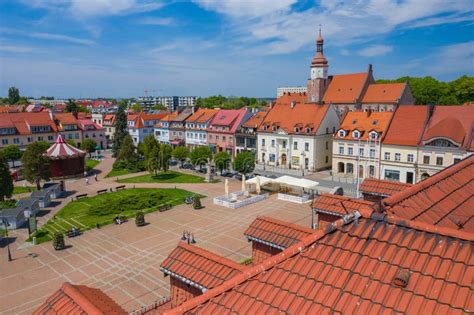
77, 118, 106, 149
207, 109, 252, 156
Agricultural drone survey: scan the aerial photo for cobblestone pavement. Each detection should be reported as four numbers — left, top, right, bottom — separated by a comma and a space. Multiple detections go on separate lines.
0, 154, 313, 314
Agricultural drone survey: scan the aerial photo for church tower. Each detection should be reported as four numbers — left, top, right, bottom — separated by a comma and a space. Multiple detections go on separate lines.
307, 27, 329, 103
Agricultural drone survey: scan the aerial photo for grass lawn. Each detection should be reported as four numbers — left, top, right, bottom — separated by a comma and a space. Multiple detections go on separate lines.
118, 171, 205, 184
0, 199, 17, 209
85, 159, 100, 170
105, 168, 136, 178
13, 186, 37, 195
29, 188, 202, 244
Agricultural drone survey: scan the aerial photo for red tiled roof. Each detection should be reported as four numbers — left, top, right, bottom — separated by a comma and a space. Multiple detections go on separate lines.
242, 110, 268, 128
103, 114, 115, 126
33, 282, 127, 315
383, 105, 429, 146
323, 72, 369, 104
312, 194, 374, 216
77, 118, 104, 131
244, 216, 315, 250
54, 113, 78, 126
274, 92, 307, 106
160, 242, 246, 291
360, 178, 412, 197
209, 109, 249, 133
258, 103, 330, 135
0, 112, 57, 135
336, 111, 392, 141
167, 210, 474, 314
383, 155, 474, 232
361, 83, 406, 104
185, 108, 218, 123
422, 104, 474, 149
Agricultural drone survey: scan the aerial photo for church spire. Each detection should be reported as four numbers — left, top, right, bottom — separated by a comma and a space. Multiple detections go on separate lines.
311, 25, 328, 68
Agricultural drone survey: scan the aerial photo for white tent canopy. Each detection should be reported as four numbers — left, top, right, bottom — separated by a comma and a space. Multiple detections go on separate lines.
245, 176, 274, 186
274, 176, 319, 190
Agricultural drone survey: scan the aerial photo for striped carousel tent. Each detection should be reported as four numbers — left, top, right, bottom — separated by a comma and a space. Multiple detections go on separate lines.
46, 134, 86, 178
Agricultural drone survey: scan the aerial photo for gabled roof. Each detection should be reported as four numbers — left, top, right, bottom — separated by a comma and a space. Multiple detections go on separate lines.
244, 216, 315, 250
0, 112, 57, 135
258, 103, 330, 135
336, 111, 392, 141
103, 114, 115, 126
360, 178, 412, 197
383, 155, 474, 232
155, 111, 178, 128
54, 113, 78, 126
323, 72, 369, 104
242, 110, 268, 129
422, 104, 474, 149
361, 83, 406, 104
33, 282, 127, 315
185, 108, 218, 123
77, 118, 104, 131
312, 194, 374, 216
383, 105, 429, 146
274, 92, 307, 105
160, 242, 246, 291
168, 210, 474, 314
209, 109, 249, 133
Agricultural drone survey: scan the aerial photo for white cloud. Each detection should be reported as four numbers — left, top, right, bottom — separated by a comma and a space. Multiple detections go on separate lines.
0, 45, 34, 53
428, 41, 474, 74
358, 44, 393, 57
30, 32, 95, 45
193, 0, 473, 55
192, 0, 297, 18
137, 17, 174, 26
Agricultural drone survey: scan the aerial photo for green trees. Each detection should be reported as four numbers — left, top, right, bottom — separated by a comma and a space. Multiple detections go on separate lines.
113, 135, 139, 171
161, 144, 172, 172
196, 95, 268, 109
8, 87, 20, 104
233, 151, 255, 174
66, 139, 77, 147
112, 101, 128, 157
21, 142, 51, 190
142, 135, 159, 161
65, 99, 79, 113
81, 139, 97, 158
193, 195, 202, 209
0, 154, 13, 201
144, 139, 172, 175
214, 151, 231, 173
172, 146, 189, 167
147, 146, 161, 175
1, 145, 22, 167
376, 75, 474, 105
190, 146, 212, 169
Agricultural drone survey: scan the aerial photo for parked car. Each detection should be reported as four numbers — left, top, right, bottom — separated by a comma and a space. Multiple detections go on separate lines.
180, 162, 193, 169
221, 171, 236, 177
169, 159, 178, 166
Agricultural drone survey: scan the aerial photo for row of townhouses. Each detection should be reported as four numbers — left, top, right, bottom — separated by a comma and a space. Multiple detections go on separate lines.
0, 112, 106, 150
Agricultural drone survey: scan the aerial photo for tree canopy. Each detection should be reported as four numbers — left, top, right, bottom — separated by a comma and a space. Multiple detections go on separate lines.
21, 141, 51, 190
196, 95, 268, 109
376, 75, 473, 105
81, 139, 97, 157
172, 146, 190, 166
1, 145, 22, 167
190, 146, 212, 168
65, 99, 79, 113
0, 154, 13, 201
8, 87, 20, 104
214, 151, 231, 172
114, 135, 139, 171
112, 102, 128, 157
233, 151, 255, 174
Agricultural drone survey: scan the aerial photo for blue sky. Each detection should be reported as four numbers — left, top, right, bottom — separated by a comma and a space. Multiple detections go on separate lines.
0, 0, 472, 98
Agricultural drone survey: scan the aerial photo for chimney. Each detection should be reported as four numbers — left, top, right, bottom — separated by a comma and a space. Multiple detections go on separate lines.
291, 101, 296, 109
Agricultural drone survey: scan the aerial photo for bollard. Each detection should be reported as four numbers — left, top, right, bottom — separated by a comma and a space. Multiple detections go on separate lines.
33, 237, 37, 245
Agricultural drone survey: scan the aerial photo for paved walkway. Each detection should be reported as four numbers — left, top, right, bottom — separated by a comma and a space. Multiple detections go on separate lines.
0, 155, 314, 314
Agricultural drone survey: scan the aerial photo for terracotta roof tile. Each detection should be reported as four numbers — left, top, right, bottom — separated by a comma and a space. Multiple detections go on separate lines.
208, 109, 249, 133
361, 83, 406, 103
54, 113, 78, 126
382, 155, 474, 232
360, 178, 412, 197
422, 104, 474, 149
258, 103, 330, 135
274, 92, 307, 106
0, 112, 57, 135
336, 111, 392, 141
383, 105, 429, 146
160, 242, 246, 291
33, 282, 127, 314
168, 211, 474, 314
312, 194, 374, 216
185, 109, 218, 123
242, 110, 268, 128
244, 216, 315, 250
323, 72, 369, 104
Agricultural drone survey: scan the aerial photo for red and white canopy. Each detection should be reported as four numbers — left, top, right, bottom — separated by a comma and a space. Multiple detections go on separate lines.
46, 134, 86, 159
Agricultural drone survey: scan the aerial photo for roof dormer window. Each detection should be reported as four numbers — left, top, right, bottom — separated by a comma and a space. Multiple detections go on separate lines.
272, 126, 277, 131
369, 131, 378, 140
352, 130, 361, 138
295, 127, 300, 133
338, 129, 346, 138
305, 127, 311, 134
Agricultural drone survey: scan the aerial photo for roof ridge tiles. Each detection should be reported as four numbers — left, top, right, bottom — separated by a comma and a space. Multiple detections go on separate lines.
59, 283, 106, 314
249, 216, 316, 234
162, 211, 368, 314
383, 155, 473, 208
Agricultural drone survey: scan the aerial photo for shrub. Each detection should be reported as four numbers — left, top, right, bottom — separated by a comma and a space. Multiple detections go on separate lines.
135, 211, 145, 226
193, 195, 202, 209
52, 232, 65, 250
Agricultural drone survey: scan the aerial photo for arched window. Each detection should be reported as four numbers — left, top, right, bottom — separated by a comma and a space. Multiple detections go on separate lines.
338, 130, 346, 138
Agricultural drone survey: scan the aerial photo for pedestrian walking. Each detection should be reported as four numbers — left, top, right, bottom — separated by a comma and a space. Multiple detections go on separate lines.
94, 174, 98, 181
84, 170, 87, 177
85, 177, 89, 185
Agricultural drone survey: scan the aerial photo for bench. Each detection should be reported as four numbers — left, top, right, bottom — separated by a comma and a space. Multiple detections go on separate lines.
66, 229, 82, 238
97, 189, 108, 195
75, 194, 88, 200
116, 185, 126, 191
